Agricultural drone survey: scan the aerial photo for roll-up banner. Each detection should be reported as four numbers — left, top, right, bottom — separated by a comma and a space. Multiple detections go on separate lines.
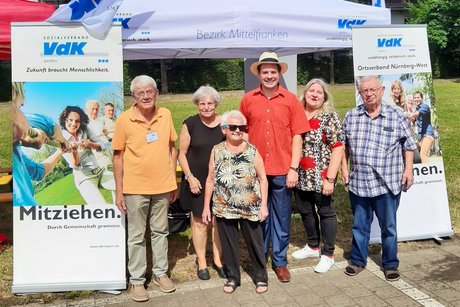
351, 25, 453, 243
11, 22, 126, 293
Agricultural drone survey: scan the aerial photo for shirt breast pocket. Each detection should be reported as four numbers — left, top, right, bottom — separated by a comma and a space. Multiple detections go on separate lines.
375, 129, 400, 155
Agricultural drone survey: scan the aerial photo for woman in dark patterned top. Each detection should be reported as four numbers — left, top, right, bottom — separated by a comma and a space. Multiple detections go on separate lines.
292, 79, 345, 273
202, 110, 269, 294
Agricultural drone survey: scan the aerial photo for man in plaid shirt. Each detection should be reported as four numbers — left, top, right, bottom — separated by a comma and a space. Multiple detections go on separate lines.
342, 75, 416, 281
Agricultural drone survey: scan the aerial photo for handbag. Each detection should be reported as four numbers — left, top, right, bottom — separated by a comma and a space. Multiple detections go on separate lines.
168, 199, 190, 233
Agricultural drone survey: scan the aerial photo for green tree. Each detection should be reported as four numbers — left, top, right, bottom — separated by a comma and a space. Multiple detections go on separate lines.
407, 0, 460, 77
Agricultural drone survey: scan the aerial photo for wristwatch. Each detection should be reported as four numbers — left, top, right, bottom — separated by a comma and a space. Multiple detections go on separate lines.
184, 173, 194, 180
289, 166, 299, 172
325, 176, 335, 183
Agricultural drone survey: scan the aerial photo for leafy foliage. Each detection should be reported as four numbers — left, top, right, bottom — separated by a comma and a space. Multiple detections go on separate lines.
407, 0, 460, 77
298, 50, 355, 85
124, 59, 244, 94
0, 62, 12, 101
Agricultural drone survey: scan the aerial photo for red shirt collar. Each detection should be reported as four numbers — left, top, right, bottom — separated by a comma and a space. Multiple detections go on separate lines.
253, 85, 287, 99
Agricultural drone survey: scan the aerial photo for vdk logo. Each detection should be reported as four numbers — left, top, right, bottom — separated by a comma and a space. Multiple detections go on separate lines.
377, 38, 402, 48
373, 0, 383, 7
338, 19, 366, 29
44, 42, 87, 56
112, 17, 131, 29
69, 0, 101, 20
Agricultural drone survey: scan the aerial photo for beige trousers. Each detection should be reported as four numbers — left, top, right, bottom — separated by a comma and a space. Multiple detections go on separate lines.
125, 193, 170, 285
419, 136, 434, 163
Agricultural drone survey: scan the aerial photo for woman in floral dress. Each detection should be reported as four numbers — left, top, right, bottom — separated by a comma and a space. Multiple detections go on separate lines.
291, 79, 345, 273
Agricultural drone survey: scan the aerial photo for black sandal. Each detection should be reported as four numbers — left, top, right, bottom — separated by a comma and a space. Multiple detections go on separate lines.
255, 282, 268, 294
345, 264, 365, 276
384, 268, 400, 281
223, 279, 238, 294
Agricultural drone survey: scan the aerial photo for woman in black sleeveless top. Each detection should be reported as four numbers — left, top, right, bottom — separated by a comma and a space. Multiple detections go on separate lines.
178, 85, 226, 280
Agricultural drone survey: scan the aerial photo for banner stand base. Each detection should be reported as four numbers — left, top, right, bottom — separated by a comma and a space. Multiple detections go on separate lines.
15, 289, 123, 296
99, 290, 122, 295
369, 231, 454, 245
12, 281, 127, 294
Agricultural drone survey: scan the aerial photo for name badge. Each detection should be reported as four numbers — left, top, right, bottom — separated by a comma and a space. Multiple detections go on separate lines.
145, 132, 159, 143
383, 127, 394, 132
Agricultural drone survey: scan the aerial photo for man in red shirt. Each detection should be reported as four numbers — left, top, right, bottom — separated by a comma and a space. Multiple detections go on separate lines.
240, 52, 310, 282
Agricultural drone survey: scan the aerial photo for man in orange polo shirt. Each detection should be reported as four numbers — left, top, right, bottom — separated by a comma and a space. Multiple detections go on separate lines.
112, 75, 178, 302
240, 52, 310, 283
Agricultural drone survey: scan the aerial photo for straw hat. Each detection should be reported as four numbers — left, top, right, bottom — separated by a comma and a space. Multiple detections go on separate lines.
250, 52, 288, 76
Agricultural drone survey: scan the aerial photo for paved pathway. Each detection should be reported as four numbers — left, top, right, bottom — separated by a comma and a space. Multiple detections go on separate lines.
23, 238, 460, 307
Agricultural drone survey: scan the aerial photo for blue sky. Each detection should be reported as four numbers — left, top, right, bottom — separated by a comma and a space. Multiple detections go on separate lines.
21, 82, 122, 123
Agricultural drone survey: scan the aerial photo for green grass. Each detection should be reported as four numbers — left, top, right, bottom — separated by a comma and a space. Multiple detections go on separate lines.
151, 90, 245, 141
432, 79, 460, 226
0, 79, 459, 304
35, 174, 113, 205
0, 104, 12, 168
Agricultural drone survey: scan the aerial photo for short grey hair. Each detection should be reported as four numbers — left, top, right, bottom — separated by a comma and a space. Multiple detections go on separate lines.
192, 85, 221, 106
221, 110, 247, 126
355, 75, 382, 91
85, 99, 99, 111
130, 75, 157, 94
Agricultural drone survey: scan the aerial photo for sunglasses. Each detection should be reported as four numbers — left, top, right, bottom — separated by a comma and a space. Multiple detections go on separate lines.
223, 124, 246, 132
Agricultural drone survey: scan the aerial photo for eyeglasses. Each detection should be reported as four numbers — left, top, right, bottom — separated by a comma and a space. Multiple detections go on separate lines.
223, 124, 246, 132
359, 87, 382, 95
134, 90, 156, 98
198, 102, 216, 109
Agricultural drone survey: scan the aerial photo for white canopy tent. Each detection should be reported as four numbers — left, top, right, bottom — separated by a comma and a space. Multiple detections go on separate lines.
115, 0, 391, 60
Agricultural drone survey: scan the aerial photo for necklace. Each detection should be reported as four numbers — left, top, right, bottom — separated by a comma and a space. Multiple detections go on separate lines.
225, 141, 246, 154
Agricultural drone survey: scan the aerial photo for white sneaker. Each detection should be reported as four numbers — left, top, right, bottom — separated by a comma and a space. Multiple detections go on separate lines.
291, 244, 320, 260
314, 255, 334, 273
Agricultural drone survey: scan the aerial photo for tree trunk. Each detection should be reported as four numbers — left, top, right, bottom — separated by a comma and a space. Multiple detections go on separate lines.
160, 59, 169, 94
330, 50, 335, 85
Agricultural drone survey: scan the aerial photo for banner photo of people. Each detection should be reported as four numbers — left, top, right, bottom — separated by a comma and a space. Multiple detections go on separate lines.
352, 25, 453, 243
11, 23, 126, 293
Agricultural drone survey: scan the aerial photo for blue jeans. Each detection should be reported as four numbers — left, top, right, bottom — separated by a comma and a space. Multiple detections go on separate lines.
263, 175, 292, 267
349, 191, 401, 269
